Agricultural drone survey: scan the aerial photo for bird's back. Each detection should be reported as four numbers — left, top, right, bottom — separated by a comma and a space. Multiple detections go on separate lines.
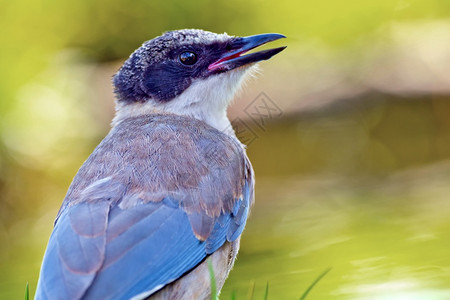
36, 113, 254, 300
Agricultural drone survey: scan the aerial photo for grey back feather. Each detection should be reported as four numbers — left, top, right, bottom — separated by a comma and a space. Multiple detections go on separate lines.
57, 113, 253, 240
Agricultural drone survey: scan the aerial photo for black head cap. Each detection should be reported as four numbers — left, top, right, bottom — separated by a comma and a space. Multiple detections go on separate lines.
113, 29, 236, 103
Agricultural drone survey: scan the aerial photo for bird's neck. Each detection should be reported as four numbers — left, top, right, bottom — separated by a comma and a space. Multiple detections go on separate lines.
112, 99, 235, 137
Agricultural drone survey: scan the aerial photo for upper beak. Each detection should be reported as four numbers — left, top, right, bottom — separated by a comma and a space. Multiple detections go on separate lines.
208, 33, 287, 72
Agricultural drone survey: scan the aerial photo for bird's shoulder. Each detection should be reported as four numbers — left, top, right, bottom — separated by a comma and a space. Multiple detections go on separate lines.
59, 113, 251, 232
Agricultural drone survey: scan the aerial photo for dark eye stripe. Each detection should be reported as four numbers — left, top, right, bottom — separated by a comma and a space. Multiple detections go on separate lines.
179, 51, 197, 65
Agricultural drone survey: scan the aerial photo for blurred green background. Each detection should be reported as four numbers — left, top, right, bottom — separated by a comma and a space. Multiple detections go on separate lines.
1, 0, 450, 299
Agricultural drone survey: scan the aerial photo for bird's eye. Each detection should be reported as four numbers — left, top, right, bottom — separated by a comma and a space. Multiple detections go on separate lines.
179, 51, 197, 65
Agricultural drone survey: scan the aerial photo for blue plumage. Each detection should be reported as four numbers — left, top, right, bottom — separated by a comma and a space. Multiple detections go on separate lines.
84, 202, 203, 299
37, 186, 251, 299
36, 202, 109, 299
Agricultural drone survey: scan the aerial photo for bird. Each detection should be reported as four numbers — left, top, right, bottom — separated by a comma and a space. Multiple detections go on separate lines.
35, 29, 286, 300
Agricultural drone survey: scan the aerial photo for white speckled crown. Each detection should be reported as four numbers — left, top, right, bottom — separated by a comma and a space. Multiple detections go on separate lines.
133, 29, 231, 65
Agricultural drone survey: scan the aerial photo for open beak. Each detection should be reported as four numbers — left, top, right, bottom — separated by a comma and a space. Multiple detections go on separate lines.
208, 33, 286, 72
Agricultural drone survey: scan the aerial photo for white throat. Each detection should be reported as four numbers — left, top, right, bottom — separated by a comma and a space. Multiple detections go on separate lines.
113, 66, 257, 136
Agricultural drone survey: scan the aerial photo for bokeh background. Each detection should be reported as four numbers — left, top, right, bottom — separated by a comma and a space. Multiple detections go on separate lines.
1, 0, 450, 299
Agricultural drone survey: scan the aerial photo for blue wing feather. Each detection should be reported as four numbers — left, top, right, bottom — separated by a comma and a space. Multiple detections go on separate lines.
37, 196, 251, 299
206, 214, 231, 254
227, 180, 252, 242
35, 114, 255, 300
35, 202, 109, 300
84, 202, 207, 299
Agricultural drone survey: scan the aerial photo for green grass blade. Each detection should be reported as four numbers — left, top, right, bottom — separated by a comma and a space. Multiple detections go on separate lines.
25, 282, 29, 300
230, 290, 237, 300
247, 281, 255, 300
263, 281, 269, 300
299, 268, 332, 300
208, 259, 217, 300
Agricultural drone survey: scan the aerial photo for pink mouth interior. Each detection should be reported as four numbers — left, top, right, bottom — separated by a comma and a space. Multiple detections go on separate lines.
208, 49, 247, 71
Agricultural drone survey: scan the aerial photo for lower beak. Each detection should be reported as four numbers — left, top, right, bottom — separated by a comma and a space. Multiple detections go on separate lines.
208, 33, 286, 72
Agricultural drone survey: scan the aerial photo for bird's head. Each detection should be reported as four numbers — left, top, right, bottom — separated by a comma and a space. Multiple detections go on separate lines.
113, 29, 286, 131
